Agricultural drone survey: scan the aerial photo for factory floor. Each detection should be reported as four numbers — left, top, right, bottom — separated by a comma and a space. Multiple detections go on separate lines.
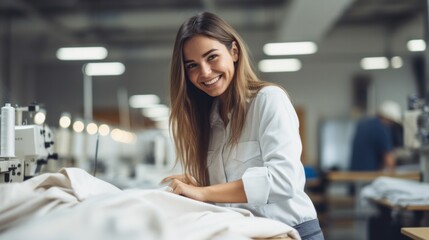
309, 182, 377, 240
320, 207, 367, 240
310, 183, 415, 240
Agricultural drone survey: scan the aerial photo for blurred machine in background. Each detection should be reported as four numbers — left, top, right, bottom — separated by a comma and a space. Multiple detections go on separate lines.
0, 103, 58, 183
403, 94, 429, 182
415, 103, 429, 182
404, 95, 422, 149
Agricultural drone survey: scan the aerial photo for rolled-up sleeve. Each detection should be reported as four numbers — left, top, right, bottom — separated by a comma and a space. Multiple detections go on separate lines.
242, 87, 304, 205
242, 167, 270, 205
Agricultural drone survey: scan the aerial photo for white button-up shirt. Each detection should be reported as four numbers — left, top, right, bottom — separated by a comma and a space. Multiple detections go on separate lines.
208, 86, 317, 226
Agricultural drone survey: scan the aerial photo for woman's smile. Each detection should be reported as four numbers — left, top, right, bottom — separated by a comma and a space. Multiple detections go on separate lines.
202, 75, 221, 87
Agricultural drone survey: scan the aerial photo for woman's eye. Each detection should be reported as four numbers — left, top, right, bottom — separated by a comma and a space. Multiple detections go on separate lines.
207, 55, 217, 61
186, 63, 197, 69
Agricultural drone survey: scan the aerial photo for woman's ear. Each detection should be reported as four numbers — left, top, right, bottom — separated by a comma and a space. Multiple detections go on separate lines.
231, 41, 239, 62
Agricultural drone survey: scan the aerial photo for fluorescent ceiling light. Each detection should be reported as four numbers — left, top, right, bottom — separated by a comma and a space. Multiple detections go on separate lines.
142, 105, 170, 118
258, 59, 302, 72
111, 128, 136, 144
56, 47, 108, 60
98, 124, 110, 136
84, 62, 125, 76
59, 113, 71, 128
407, 39, 426, 52
390, 56, 403, 69
73, 120, 85, 133
129, 94, 161, 108
34, 110, 46, 125
360, 57, 389, 70
263, 42, 317, 56
86, 122, 98, 135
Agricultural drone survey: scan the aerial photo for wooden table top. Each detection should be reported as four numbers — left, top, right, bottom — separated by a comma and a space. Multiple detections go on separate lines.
374, 199, 429, 211
326, 171, 420, 182
401, 227, 429, 240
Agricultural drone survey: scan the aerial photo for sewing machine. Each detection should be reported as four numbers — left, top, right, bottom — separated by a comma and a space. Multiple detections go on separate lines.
0, 104, 58, 183
404, 95, 429, 182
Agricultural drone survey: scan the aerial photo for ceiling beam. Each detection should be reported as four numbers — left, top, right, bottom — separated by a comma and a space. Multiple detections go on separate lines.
276, 0, 356, 42
2, 0, 78, 43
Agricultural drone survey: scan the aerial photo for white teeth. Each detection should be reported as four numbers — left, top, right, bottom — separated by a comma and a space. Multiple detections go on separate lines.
203, 76, 220, 86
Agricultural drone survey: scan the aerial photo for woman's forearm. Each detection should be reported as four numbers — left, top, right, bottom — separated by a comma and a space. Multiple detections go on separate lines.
203, 180, 247, 203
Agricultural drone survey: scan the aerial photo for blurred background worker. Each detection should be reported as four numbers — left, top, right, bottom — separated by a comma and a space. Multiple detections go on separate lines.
350, 100, 403, 172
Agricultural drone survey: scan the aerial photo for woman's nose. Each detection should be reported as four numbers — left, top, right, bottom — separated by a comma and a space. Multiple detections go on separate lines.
200, 63, 212, 76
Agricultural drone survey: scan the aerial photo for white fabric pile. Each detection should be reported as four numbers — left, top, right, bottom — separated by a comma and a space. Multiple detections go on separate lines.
361, 176, 429, 206
0, 168, 299, 240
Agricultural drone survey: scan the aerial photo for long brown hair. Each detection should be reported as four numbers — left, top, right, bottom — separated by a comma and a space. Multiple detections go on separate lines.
169, 12, 277, 186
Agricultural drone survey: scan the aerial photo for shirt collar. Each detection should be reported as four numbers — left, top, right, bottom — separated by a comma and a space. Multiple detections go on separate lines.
209, 96, 252, 126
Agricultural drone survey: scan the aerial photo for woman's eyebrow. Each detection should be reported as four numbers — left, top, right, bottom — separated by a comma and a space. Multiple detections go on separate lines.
184, 49, 218, 64
202, 49, 218, 57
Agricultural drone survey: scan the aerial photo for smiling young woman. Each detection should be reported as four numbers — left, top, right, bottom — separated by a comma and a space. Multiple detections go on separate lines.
164, 12, 324, 240
183, 34, 238, 98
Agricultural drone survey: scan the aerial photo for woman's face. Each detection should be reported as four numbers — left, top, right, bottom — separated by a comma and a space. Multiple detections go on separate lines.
183, 34, 238, 98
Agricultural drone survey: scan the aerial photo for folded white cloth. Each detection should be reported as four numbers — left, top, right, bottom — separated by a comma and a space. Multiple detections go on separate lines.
361, 176, 429, 206
0, 168, 300, 240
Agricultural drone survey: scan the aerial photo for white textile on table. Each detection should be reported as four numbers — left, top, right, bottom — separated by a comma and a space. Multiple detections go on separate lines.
361, 176, 429, 206
0, 168, 300, 240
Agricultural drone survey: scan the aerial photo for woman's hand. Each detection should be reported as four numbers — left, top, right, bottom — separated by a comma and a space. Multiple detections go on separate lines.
160, 175, 207, 202
161, 174, 199, 186
160, 176, 247, 204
